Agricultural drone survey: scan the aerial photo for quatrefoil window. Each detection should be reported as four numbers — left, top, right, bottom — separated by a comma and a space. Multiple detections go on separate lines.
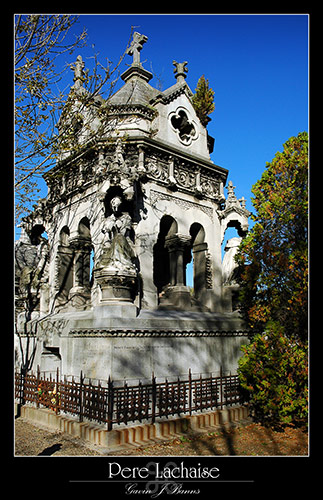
169, 107, 198, 146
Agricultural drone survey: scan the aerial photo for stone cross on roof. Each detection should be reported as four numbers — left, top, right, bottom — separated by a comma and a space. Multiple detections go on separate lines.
126, 32, 148, 66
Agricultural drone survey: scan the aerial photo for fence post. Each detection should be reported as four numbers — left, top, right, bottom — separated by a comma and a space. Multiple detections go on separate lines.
20, 366, 25, 407
107, 376, 114, 431
79, 371, 83, 423
36, 365, 40, 408
188, 369, 192, 416
220, 366, 223, 410
55, 367, 59, 415
151, 372, 156, 424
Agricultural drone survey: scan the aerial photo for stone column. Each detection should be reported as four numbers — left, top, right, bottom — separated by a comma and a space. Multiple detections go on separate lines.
163, 234, 192, 310
164, 236, 177, 286
137, 145, 146, 175
68, 237, 92, 309
55, 244, 74, 307
192, 242, 208, 298
165, 234, 191, 286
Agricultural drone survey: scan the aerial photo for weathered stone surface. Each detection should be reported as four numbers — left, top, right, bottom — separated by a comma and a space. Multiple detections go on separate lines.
15, 31, 251, 379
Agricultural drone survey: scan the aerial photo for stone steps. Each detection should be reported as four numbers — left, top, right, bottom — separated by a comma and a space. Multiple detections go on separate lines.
17, 404, 250, 453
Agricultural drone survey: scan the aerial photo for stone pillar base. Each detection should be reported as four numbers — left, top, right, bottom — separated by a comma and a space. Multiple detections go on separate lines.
158, 285, 192, 311
94, 267, 138, 317
93, 302, 138, 319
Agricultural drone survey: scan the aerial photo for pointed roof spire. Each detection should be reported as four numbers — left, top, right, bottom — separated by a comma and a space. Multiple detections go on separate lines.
225, 180, 241, 209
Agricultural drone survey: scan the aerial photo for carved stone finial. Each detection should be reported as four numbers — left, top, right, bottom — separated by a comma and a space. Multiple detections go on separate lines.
70, 55, 86, 89
126, 32, 148, 66
225, 181, 241, 210
173, 61, 188, 83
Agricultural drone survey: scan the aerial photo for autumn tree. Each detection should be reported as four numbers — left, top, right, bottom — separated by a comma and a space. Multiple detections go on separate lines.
236, 131, 308, 342
236, 132, 308, 429
192, 75, 215, 127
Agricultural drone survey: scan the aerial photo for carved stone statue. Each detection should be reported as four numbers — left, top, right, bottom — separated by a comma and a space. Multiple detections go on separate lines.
98, 196, 136, 273
70, 55, 87, 90
222, 237, 242, 285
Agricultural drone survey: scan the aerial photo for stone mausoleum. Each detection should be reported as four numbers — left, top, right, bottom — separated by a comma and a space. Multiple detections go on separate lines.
15, 33, 250, 382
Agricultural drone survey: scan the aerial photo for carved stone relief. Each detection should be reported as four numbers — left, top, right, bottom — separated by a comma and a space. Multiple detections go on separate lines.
150, 189, 214, 220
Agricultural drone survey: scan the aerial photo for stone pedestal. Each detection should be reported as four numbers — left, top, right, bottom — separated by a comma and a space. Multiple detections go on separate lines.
222, 284, 240, 312
94, 267, 138, 317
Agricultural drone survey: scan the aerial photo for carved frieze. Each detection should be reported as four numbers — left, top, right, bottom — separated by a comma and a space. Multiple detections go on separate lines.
68, 328, 249, 337
146, 152, 169, 182
174, 161, 197, 190
150, 189, 214, 220
145, 149, 224, 201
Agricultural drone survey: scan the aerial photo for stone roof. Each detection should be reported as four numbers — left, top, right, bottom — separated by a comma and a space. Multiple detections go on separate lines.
108, 65, 160, 106
108, 46, 194, 109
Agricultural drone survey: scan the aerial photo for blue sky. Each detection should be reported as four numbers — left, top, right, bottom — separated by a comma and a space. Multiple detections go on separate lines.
17, 14, 309, 215
15, 14, 308, 279
64, 14, 308, 211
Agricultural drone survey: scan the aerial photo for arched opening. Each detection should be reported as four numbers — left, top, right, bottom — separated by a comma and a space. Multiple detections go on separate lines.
104, 186, 125, 217
189, 223, 207, 299
221, 222, 243, 312
59, 226, 70, 246
78, 217, 91, 239
75, 217, 92, 290
56, 226, 73, 304
153, 215, 178, 300
30, 224, 47, 245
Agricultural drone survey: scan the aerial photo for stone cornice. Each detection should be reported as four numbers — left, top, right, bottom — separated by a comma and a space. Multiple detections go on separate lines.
105, 103, 158, 120
68, 328, 249, 337
127, 135, 228, 178
152, 82, 193, 105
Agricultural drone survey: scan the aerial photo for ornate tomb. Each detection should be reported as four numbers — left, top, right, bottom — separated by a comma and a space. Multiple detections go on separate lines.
15, 33, 251, 381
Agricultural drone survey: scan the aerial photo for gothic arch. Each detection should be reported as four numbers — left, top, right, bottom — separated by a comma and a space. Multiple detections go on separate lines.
190, 223, 205, 245
73, 217, 92, 290
221, 218, 247, 244
78, 217, 91, 239
153, 215, 178, 298
30, 224, 47, 245
189, 223, 208, 298
59, 225, 70, 246
56, 226, 73, 305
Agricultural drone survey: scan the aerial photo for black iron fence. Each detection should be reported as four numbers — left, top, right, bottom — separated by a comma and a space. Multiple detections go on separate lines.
15, 367, 245, 431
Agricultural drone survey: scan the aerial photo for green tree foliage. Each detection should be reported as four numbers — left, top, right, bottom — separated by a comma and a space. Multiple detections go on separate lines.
236, 132, 308, 429
236, 132, 308, 342
192, 75, 215, 127
238, 322, 308, 429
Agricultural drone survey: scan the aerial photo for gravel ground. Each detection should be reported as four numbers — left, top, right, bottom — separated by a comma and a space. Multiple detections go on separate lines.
15, 417, 101, 456
15, 416, 308, 456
